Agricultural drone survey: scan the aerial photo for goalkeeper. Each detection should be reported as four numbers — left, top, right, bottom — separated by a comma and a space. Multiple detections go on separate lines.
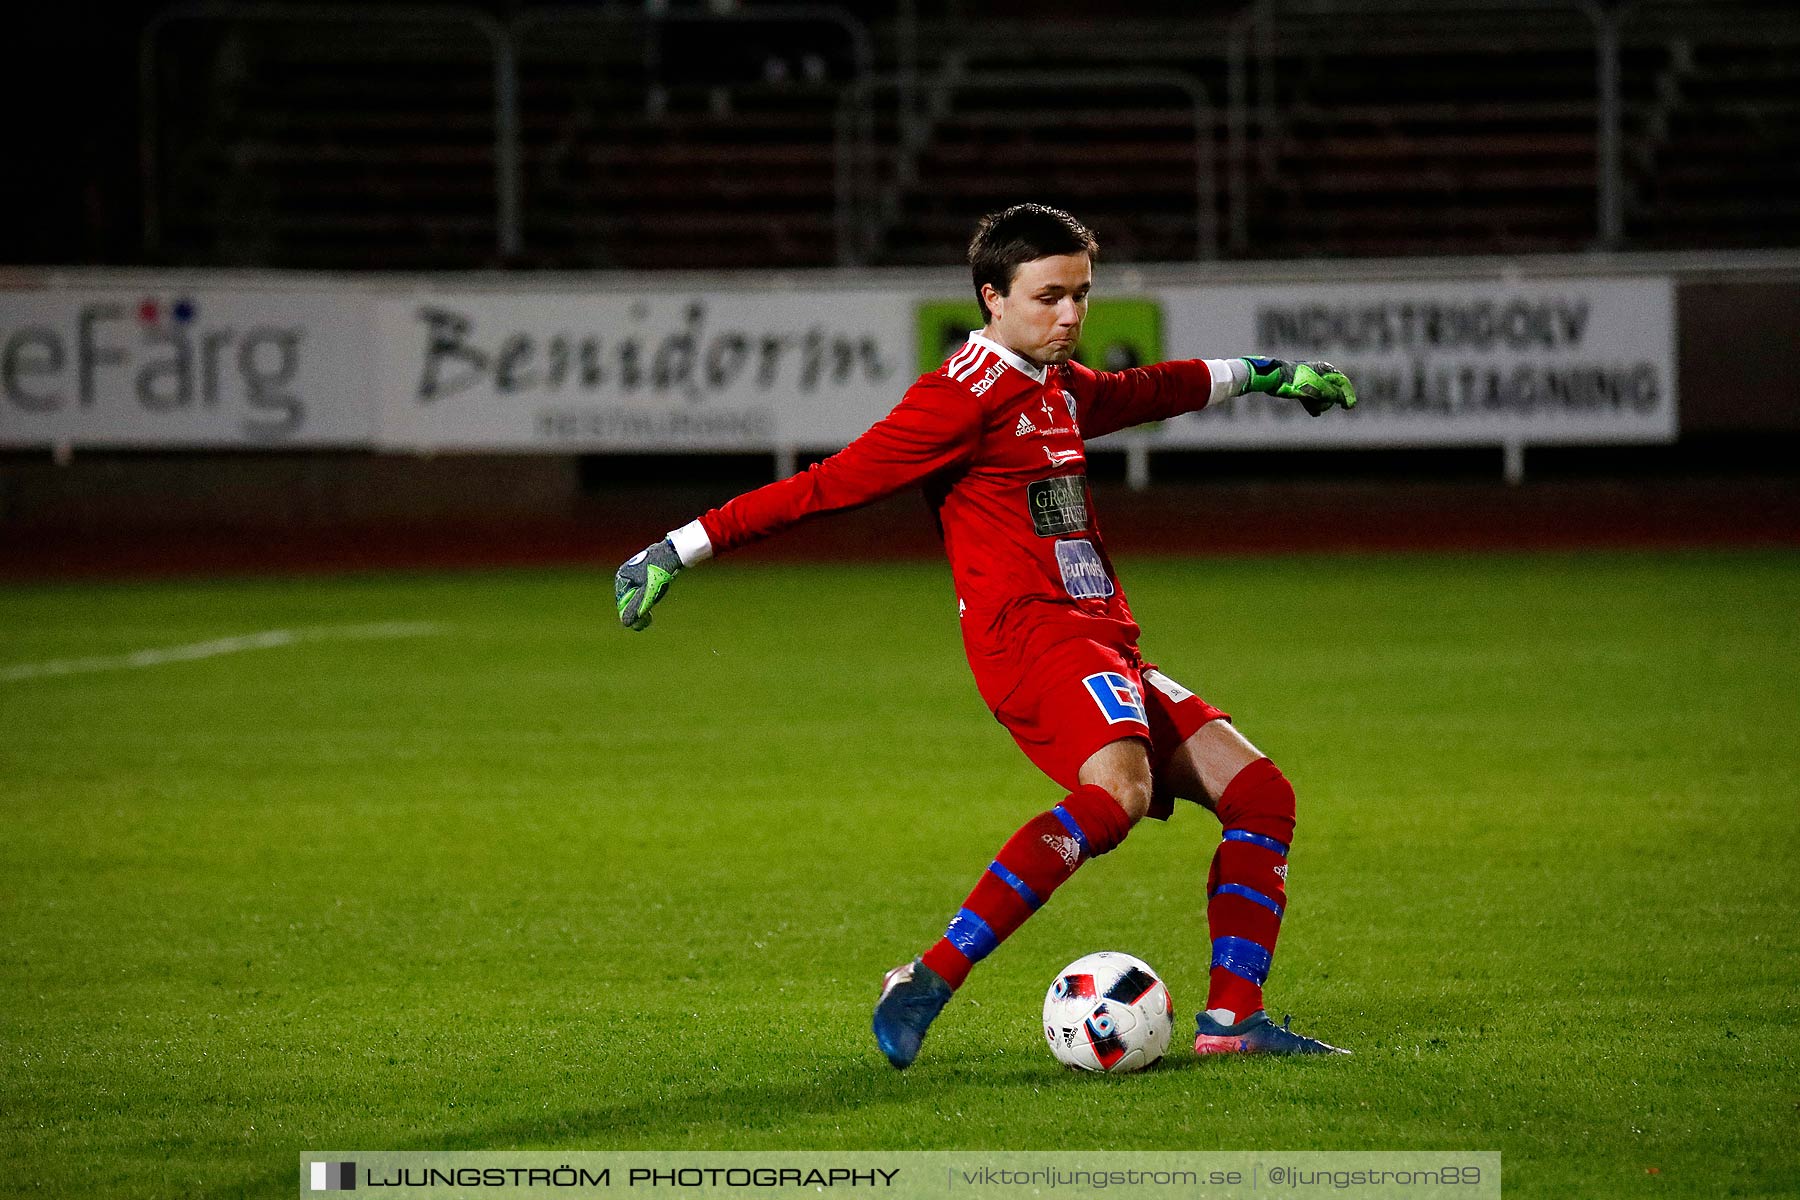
615, 204, 1356, 1068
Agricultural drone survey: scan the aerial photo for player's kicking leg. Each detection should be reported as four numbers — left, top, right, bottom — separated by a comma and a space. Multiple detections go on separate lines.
1162, 719, 1349, 1056
873, 739, 1150, 1068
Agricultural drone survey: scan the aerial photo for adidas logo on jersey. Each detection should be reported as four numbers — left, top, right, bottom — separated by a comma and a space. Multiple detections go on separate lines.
1014, 412, 1038, 436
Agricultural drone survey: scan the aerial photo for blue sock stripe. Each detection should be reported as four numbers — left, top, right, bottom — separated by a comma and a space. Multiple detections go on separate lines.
986, 861, 1044, 911
1211, 935, 1273, 986
945, 908, 999, 963
1214, 882, 1285, 917
1222, 828, 1289, 857
1051, 804, 1092, 856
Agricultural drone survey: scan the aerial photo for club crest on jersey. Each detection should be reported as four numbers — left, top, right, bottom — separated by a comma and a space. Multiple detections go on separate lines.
1014, 412, 1037, 436
1083, 672, 1147, 725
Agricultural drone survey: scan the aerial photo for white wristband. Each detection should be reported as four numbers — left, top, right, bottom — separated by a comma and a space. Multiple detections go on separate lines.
666, 519, 714, 567
1203, 357, 1248, 403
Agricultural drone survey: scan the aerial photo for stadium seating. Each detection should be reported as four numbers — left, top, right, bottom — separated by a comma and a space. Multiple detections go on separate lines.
148, 15, 503, 267
1618, 3, 1800, 249
514, 14, 854, 269
139, 1, 1800, 269
1231, 2, 1601, 256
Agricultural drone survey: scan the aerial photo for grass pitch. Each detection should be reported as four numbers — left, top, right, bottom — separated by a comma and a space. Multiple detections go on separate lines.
2, 550, 1795, 1198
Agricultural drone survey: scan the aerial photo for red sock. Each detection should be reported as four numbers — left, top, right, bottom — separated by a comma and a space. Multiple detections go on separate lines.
921, 784, 1132, 989
1204, 757, 1295, 1020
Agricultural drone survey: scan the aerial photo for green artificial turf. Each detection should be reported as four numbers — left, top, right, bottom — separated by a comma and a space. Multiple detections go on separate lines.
2, 551, 1795, 1198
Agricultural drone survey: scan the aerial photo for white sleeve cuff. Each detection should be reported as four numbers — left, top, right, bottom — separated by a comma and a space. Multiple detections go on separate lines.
1203, 358, 1247, 404
667, 519, 714, 567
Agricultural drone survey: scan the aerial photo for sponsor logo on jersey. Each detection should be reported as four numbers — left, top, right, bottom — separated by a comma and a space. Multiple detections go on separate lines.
1026, 474, 1088, 537
1055, 538, 1115, 600
1024, 391, 1077, 438
1014, 412, 1037, 436
1143, 668, 1195, 703
1043, 446, 1083, 468
1083, 671, 1147, 726
970, 360, 1008, 396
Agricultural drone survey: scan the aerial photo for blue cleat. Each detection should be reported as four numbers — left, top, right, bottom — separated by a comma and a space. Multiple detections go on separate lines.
872, 958, 952, 1069
1193, 1009, 1350, 1056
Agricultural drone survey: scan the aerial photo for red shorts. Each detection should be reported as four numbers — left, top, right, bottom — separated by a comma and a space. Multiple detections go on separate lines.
993, 638, 1230, 819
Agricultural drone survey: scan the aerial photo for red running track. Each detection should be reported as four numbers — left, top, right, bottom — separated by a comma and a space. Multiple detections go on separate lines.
2, 478, 1795, 581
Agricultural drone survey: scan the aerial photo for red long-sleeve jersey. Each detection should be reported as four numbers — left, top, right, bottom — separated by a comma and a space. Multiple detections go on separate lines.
687, 333, 1225, 712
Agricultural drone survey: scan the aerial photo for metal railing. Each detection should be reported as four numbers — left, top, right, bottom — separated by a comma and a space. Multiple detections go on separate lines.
141, 2, 872, 266
833, 70, 1216, 266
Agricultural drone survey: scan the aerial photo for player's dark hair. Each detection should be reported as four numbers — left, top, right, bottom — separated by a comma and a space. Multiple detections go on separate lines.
968, 204, 1098, 321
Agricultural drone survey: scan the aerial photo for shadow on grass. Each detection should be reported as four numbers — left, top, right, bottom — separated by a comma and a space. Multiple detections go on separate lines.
210, 1056, 1010, 1199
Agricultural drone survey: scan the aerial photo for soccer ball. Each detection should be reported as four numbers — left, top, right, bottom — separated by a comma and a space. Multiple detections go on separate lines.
1041, 951, 1174, 1073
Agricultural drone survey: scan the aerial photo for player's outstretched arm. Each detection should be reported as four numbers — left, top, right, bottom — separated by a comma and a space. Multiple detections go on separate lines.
1240, 356, 1357, 416
614, 538, 684, 631
610, 377, 980, 633
1069, 355, 1354, 439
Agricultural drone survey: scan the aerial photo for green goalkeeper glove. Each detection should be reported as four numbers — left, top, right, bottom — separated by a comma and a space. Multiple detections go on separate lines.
1241, 356, 1358, 416
614, 539, 684, 631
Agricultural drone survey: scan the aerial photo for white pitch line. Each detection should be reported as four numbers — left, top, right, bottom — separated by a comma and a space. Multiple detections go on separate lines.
0, 621, 446, 683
